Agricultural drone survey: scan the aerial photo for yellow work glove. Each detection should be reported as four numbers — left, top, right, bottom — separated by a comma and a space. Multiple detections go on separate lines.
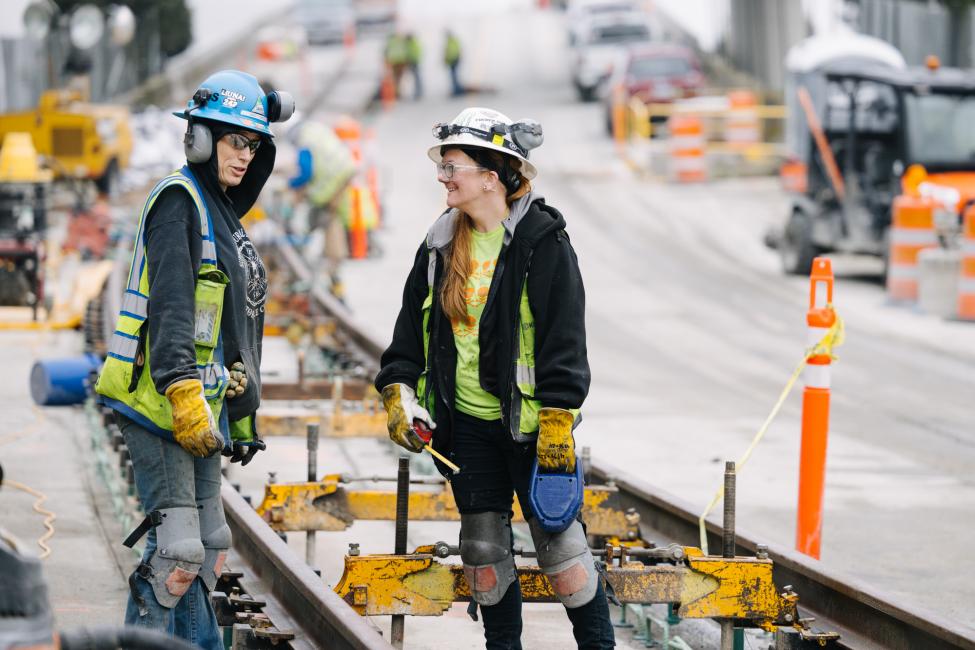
381, 383, 434, 453
537, 407, 576, 473
165, 378, 224, 457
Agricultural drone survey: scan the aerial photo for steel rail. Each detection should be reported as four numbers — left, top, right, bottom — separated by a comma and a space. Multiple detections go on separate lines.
589, 461, 975, 650
272, 236, 975, 650
223, 484, 393, 650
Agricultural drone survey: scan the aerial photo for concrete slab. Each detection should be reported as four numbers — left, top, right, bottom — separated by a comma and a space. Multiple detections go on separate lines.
0, 330, 129, 632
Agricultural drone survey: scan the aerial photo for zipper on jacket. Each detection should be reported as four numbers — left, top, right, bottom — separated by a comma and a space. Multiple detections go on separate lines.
503, 251, 533, 434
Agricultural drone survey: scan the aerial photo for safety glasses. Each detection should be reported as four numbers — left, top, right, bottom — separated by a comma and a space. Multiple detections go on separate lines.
223, 132, 262, 154
436, 161, 488, 179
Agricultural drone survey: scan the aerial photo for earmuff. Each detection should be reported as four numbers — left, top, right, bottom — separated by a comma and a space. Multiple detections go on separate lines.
183, 87, 213, 163
266, 91, 295, 123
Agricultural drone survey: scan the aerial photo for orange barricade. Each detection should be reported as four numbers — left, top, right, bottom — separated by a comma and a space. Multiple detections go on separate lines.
958, 208, 975, 319
796, 257, 835, 560
349, 186, 368, 259
610, 84, 627, 153
668, 115, 706, 183
886, 195, 938, 301
724, 90, 760, 146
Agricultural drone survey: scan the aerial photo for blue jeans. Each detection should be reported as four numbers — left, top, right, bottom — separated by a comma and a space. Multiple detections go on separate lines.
119, 414, 224, 650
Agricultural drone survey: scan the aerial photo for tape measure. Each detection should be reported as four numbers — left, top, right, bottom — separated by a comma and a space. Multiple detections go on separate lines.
528, 458, 584, 533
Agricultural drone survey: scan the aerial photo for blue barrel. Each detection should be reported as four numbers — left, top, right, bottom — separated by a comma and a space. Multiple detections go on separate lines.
30, 354, 102, 406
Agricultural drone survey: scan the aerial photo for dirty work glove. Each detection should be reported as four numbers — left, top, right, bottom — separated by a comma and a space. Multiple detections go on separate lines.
222, 415, 266, 466
165, 379, 224, 457
536, 407, 576, 473
381, 383, 434, 453
226, 361, 248, 399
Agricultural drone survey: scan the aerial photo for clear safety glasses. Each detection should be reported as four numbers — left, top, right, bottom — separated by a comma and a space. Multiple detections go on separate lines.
436, 161, 488, 179
223, 132, 262, 154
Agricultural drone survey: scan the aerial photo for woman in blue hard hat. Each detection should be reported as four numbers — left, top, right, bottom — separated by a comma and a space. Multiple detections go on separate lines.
376, 107, 615, 649
94, 70, 293, 647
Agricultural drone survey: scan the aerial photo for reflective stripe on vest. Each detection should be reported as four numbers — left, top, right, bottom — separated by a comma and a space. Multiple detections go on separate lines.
96, 166, 228, 435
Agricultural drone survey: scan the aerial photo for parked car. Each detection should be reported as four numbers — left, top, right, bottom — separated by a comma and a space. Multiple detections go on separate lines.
571, 14, 652, 102
297, 0, 355, 45
602, 43, 704, 134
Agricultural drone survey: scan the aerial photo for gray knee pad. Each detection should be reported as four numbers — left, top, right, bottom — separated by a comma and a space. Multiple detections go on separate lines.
459, 512, 517, 606
146, 507, 204, 608
528, 518, 598, 609
198, 494, 232, 592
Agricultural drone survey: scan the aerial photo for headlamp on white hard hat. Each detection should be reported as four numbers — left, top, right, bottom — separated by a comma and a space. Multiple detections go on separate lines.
428, 107, 543, 180
431, 119, 543, 158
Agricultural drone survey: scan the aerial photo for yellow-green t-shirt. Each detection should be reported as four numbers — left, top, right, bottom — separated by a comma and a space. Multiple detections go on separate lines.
453, 225, 505, 420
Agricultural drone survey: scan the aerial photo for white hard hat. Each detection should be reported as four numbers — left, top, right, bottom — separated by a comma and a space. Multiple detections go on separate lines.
428, 107, 543, 180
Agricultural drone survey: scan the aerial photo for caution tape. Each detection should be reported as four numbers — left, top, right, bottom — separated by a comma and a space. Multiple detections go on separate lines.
698, 309, 844, 554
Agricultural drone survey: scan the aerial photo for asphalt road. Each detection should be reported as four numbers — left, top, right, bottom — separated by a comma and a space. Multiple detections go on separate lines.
340, 0, 975, 629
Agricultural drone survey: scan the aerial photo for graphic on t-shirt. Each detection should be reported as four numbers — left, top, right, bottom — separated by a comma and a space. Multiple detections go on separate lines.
233, 228, 267, 319
452, 257, 496, 338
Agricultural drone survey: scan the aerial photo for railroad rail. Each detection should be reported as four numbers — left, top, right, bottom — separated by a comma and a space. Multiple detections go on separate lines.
214, 236, 975, 650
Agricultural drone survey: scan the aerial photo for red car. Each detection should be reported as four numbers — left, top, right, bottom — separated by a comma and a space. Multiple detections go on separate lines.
603, 43, 705, 134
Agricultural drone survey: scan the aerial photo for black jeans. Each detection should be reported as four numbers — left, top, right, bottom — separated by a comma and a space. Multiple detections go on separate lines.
449, 411, 615, 650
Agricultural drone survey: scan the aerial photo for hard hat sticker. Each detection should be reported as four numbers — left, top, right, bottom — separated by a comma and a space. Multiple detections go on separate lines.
221, 88, 246, 108
250, 99, 266, 117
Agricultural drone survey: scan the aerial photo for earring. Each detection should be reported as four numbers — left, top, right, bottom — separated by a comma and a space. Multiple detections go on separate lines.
482, 184, 493, 192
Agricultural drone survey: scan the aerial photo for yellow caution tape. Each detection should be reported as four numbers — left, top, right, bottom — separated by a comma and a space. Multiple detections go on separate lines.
698, 310, 844, 554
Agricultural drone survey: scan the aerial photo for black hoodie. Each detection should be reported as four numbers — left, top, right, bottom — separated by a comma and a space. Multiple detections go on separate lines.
142, 120, 275, 423
375, 195, 590, 458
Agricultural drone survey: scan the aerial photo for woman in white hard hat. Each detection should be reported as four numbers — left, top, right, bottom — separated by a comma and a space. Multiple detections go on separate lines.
376, 107, 615, 649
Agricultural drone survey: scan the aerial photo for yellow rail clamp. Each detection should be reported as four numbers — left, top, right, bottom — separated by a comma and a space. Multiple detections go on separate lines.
256, 475, 642, 540
333, 543, 838, 643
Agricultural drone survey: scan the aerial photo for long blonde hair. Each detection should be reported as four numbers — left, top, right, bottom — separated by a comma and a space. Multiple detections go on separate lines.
441, 149, 531, 323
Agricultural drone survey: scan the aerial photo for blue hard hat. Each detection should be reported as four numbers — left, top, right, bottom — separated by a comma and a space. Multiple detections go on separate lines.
173, 70, 278, 137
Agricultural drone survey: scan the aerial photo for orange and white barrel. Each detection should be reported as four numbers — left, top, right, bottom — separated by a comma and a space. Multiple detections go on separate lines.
668, 115, 706, 183
724, 90, 760, 146
958, 207, 975, 319
886, 195, 938, 302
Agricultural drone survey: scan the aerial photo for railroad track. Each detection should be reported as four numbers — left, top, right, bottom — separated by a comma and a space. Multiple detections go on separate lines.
214, 236, 975, 650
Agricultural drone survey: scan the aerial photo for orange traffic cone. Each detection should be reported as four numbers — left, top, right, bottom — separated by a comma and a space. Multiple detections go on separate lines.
349, 186, 368, 260
381, 66, 396, 111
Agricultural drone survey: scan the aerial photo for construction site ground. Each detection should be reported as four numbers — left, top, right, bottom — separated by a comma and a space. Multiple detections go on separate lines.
0, 1, 972, 648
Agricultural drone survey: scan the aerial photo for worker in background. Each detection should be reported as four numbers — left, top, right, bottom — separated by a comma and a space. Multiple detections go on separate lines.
405, 32, 423, 100
288, 119, 357, 298
376, 107, 615, 649
444, 29, 464, 97
384, 31, 409, 98
94, 70, 294, 647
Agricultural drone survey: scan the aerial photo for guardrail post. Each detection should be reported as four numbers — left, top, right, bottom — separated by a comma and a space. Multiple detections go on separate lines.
796, 257, 834, 559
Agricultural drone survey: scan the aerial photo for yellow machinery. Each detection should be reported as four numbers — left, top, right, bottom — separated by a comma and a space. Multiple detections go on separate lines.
256, 473, 642, 541
0, 133, 51, 317
0, 88, 132, 194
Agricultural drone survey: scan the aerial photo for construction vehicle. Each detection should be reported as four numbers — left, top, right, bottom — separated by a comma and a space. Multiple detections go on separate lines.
772, 31, 946, 275
0, 88, 132, 196
0, 133, 52, 318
